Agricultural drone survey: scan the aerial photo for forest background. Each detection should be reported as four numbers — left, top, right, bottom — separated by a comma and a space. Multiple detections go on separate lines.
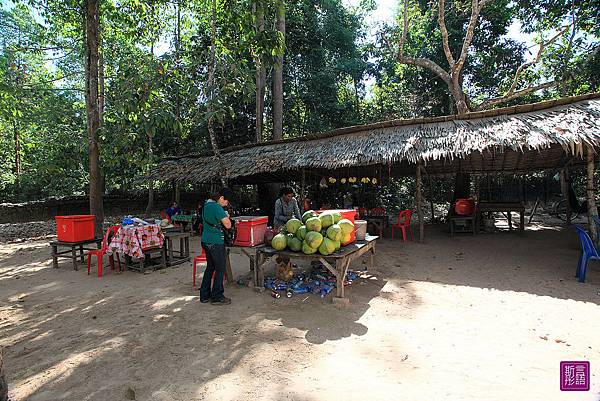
1, 0, 598, 220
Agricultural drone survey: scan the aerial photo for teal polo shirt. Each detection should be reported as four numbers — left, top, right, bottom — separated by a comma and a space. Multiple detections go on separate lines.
201, 200, 227, 244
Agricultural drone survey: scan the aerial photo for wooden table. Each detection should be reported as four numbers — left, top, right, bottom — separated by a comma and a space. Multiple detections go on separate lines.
226, 244, 266, 286
449, 214, 477, 236
255, 236, 378, 302
170, 214, 194, 235
109, 224, 166, 273
124, 247, 167, 273
163, 230, 190, 266
362, 215, 387, 238
478, 202, 525, 232
50, 238, 102, 270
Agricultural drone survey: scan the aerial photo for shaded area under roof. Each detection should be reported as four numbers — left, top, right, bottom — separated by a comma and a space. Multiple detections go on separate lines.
151, 93, 600, 184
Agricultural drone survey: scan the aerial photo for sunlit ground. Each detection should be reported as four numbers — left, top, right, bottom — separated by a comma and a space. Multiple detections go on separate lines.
1, 219, 599, 401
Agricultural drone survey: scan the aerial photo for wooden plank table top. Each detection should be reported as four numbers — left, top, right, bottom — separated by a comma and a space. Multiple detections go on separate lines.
260, 235, 378, 259
170, 214, 194, 223
478, 202, 525, 212
477, 202, 525, 231
50, 238, 102, 270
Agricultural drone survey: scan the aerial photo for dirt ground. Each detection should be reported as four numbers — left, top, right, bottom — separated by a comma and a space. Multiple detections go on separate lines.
1, 221, 600, 401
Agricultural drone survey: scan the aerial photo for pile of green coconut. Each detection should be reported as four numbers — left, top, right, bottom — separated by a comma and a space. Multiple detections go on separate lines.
271, 210, 355, 256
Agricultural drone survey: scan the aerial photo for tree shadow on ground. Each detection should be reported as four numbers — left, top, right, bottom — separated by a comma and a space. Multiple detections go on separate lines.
0, 239, 420, 401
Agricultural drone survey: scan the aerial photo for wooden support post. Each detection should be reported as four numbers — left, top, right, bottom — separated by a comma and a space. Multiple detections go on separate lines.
225, 248, 234, 284
300, 168, 306, 209
587, 145, 598, 243
427, 174, 435, 221
560, 169, 572, 225
416, 161, 424, 243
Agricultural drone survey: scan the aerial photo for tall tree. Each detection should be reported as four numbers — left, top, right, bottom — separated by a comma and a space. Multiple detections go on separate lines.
273, 0, 285, 140
253, 0, 266, 143
85, 0, 104, 235
282, 0, 369, 136
396, 0, 574, 114
206, 0, 227, 186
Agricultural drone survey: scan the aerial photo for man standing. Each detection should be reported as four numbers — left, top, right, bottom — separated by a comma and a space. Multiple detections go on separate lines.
274, 187, 302, 229
200, 188, 233, 305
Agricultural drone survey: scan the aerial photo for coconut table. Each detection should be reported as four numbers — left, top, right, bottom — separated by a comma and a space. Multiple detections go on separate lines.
255, 235, 378, 303
225, 244, 266, 286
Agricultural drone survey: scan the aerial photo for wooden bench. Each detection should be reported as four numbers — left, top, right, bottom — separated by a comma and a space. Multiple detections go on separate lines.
50, 238, 103, 270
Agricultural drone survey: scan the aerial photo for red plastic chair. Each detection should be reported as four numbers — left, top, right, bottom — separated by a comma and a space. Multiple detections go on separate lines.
86, 225, 121, 278
192, 247, 228, 287
160, 210, 171, 223
392, 210, 413, 241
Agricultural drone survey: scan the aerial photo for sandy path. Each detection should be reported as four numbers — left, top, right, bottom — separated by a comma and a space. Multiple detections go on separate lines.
1, 224, 599, 401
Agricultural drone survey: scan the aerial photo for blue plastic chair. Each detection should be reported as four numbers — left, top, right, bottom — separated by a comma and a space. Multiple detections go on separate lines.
593, 215, 600, 234
574, 225, 600, 283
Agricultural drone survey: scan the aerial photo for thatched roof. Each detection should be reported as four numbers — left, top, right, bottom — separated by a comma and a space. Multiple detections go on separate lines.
152, 93, 600, 183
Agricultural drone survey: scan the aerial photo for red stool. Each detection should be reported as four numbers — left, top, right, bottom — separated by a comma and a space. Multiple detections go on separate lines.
193, 248, 207, 287
192, 248, 228, 287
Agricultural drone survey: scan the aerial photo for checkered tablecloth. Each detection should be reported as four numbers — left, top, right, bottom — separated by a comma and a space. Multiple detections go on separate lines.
108, 224, 164, 258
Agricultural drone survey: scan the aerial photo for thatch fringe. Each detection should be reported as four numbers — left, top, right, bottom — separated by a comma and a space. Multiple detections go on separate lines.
151, 93, 600, 183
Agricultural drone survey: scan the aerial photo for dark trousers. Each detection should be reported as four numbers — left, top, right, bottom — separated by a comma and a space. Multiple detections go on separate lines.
199, 242, 226, 301
192, 218, 203, 234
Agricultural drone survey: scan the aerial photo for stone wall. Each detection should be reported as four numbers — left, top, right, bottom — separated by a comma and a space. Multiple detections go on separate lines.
0, 192, 206, 224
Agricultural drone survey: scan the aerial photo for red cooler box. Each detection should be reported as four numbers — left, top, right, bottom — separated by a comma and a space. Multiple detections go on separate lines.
316, 209, 358, 245
55, 215, 95, 242
233, 216, 269, 247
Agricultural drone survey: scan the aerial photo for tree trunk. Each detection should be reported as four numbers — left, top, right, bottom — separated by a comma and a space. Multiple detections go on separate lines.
587, 145, 598, 243
353, 78, 361, 119
85, 0, 104, 237
447, 80, 471, 202
13, 122, 20, 195
175, 181, 181, 204
175, 0, 181, 121
145, 134, 154, 215
98, 32, 104, 126
273, 0, 285, 140
448, 77, 469, 115
254, 0, 266, 143
416, 162, 424, 242
205, 0, 227, 187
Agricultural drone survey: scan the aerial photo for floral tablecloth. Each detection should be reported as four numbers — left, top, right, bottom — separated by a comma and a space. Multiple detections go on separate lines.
108, 225, 164, 258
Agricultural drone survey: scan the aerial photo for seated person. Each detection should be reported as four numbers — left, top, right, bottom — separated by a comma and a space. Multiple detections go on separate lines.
166, 201, 188, 229
274, 187, 302, 229
166, 201, 182, 219
302, 197, 312, 213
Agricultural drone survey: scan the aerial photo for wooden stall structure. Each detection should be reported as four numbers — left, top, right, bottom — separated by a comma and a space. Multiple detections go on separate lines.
150, 93, 600, 242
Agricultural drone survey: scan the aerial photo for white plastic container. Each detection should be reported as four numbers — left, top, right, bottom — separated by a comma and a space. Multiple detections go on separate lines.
355, 220, 367, 241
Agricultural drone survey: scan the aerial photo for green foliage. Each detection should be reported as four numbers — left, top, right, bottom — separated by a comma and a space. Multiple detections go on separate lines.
0, 0, 597, 203
282, 0, 369, 137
